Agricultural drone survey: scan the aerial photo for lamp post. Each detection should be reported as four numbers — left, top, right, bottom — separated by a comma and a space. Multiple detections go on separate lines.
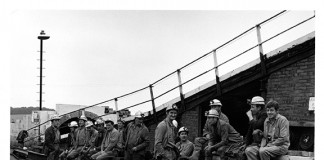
37, 30, 50, 142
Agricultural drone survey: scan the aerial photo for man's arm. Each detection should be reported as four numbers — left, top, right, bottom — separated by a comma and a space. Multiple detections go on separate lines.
211, 123, 228, 149
155, 122, 166, 157
134, 127, 150, 151
44, 128, 55, 151
272, 118, 289, 146
104, 130, 119, 152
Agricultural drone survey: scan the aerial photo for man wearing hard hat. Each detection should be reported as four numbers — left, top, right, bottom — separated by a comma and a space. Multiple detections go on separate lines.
248, 100, 290, 160
44, 114, 61, 160
124, 111, 150, 160
116, 118, 126, 157
59, 121, 78, 160
91, 118, 119, 160
244, 96, 268, 160
176, 127, 194, 160
203, 99, 230, 143
92, 118, 106, 155
190, 109, 243, 160
154, 104, 179, 160
80, 121, 98, 159
67, 115, 88, 160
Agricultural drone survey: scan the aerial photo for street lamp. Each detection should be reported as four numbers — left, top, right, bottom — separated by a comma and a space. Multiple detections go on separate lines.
37, 30, 50, 142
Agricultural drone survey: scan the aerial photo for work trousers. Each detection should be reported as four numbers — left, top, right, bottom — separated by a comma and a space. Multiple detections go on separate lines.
48, 150, 60, 160
59, 150, 73, 160
67, 146, 83, 160
245, 145, 288, 160
124, 150, 145, 160
47, 144, 60, 160
205, 145, 228, 160
90, 151, 116, 160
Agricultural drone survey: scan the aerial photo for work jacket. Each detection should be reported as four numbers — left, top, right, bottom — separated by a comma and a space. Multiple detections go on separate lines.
44, 125, 60, 155
124, 122, 150, 155
154, 118, 177, 157
245, 110, 267, 145
263, 114, 290, 149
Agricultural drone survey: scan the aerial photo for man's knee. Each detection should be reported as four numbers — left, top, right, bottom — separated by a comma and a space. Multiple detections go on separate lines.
259, 147, 267, 156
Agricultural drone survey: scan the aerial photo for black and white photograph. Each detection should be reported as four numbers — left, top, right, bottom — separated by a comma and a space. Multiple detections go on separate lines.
4, 2, 320, 160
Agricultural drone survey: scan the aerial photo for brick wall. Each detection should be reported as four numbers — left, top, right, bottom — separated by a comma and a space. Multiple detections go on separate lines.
266, 54, 315, 122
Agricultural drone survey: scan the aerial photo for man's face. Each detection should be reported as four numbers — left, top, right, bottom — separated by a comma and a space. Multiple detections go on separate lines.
134, 117, 143, 125
106, 122, 114, 131
179, 132, 188, 141
250, 104, 260, 115
211, 105, 221, 113
97, 124, 104, 130
52, 119, 60, 127
167, 110, 177, 120
266, 107, 278, 119
70, 127, 76, 132
79, 120, 85, 127
117, 121, 124, 129
207, 116, 218, 124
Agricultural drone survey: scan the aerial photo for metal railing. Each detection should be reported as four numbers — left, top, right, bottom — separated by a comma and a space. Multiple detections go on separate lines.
23, 10, 315, 143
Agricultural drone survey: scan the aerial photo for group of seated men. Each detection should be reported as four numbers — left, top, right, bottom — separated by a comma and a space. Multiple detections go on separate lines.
44, 96, 290, 160
152, 97, 290, 160
176, 97, 290, 160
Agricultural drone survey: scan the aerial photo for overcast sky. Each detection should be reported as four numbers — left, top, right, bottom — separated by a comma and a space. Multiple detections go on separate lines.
8, 10, 315, 115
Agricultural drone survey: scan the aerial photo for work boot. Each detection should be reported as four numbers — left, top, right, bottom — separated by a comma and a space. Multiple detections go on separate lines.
189, 150, 200, 160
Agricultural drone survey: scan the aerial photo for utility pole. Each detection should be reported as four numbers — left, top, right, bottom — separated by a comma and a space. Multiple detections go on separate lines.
37, 30, 50, 142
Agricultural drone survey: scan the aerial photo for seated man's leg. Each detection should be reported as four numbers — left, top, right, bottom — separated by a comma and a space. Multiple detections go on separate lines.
244, 145, 260, 160
90, 151, 102, 160
67, 147, 82, 160
259, 146, 287, 160
96, 151, 116, 160
205, 146, 218, 160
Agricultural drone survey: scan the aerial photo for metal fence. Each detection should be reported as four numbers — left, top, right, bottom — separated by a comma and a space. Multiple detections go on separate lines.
23, 10, 315, 143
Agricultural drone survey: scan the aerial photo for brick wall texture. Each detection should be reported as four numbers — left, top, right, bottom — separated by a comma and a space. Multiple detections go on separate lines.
266, 54, 315, 122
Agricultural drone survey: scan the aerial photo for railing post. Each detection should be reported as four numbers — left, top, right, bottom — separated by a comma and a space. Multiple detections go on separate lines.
213, 50, 222, 97
177, 69, 186, 112
256, 25, 267, 98
114, 98, 119, 117
149, 85, 158, 123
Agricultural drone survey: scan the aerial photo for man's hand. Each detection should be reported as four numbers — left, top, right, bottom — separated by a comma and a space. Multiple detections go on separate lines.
132, 147, 137, 152
246, 110, 253, 121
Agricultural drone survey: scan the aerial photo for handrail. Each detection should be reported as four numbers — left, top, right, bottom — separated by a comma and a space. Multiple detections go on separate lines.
23, 10, 314, 143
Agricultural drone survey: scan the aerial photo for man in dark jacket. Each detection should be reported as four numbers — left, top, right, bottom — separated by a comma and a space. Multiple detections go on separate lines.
59, 121, 78, 160
44, 114, 61, 160
124, 111, 150, 160
244, 96, 267, 160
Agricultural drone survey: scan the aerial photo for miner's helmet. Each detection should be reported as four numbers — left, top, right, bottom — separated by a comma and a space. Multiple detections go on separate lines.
135, 111, 145, 118
85, 121, 94, 128
50, 114, 61, 121
79, 115, 88, 121
166, 104, 178, 112
206, 109, 219, 118
178, 126, 189, 135
95, 118, 104, 125
209, 99, 222, 106
251, 96, 265, 105
172, 120, 178, 128
69, 121, 78, 127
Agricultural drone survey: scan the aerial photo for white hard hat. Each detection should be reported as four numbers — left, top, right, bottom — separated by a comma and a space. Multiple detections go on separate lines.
95, 118, 104, 125
209, 99, 222, 106
79, 115, 87, 121
166, 104, 178, 112
251, 96, 265, 105
172, 120, 178, 128
206, 109, 219, 118
135, 111, 144, 118
85, 121, 94, 128
105, 118, 114, 124
50, 114, 61, 121
69, 121, 78, 127
178, 126, 189, 134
